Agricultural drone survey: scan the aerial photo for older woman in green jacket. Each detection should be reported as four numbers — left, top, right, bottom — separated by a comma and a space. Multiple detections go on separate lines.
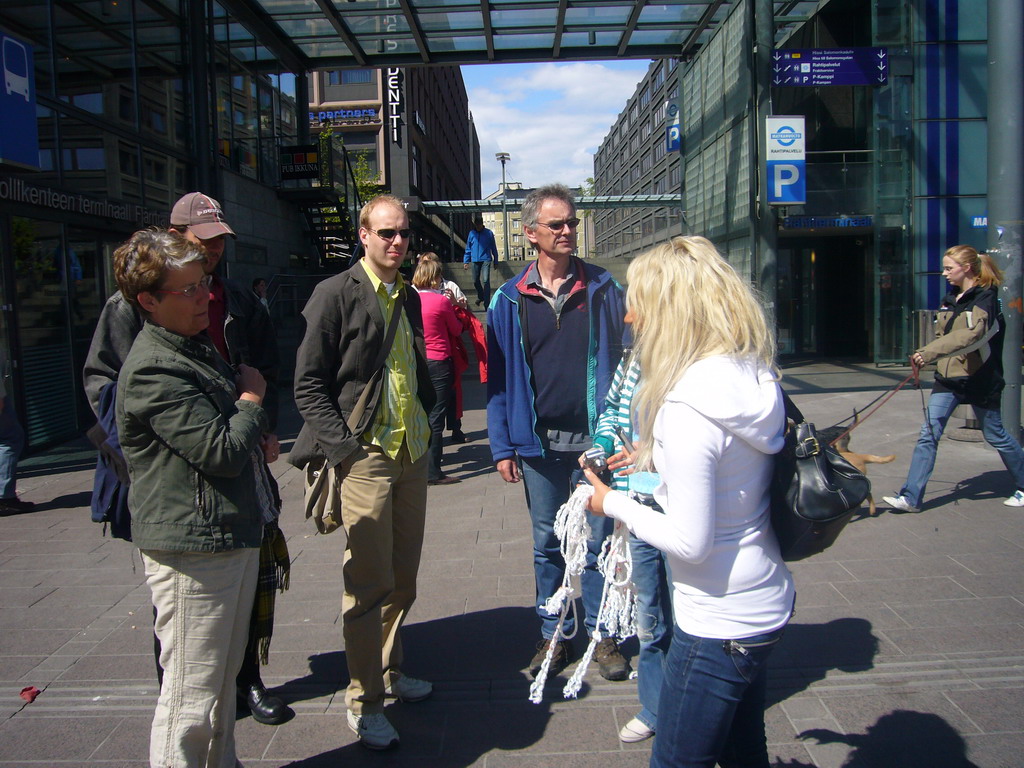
114, 229, 270, 768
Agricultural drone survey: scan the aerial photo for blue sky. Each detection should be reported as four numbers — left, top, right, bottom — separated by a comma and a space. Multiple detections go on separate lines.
460, 60, 652, 195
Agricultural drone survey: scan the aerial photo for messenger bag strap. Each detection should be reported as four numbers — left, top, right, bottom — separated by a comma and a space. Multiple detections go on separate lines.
345, 289, 407, 433
780, 389, 804, 425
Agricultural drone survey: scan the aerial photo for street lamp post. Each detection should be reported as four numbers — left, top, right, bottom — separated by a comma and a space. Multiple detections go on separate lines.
495, 152, 511, 262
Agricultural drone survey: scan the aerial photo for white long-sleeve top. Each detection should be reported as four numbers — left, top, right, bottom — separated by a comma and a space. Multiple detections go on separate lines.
604, 355, 794, 639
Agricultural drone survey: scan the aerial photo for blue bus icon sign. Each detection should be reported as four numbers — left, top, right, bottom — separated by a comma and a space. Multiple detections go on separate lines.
3, 36, 30, 102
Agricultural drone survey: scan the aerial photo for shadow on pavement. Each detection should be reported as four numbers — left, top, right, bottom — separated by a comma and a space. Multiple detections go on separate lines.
799, 710, 980, 767
278, 606, 561, 766
769, 618, 879, 706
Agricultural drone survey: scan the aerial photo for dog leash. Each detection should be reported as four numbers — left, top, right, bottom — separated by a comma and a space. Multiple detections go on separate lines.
824, 371, 918, 448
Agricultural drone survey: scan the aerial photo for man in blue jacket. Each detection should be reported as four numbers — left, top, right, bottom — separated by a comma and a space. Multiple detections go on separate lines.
462, 217, 499, 306
486, 183, 630, 682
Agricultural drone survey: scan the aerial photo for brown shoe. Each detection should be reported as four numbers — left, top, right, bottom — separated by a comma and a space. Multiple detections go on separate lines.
428, 475, 461, 486
593, 637, 631, 681
528, 638, 572, 679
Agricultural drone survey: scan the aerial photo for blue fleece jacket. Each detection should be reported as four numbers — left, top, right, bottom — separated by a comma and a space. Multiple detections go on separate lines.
485, 258, 626, 462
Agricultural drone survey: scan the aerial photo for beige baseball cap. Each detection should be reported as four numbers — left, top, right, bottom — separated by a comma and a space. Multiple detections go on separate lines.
170, 192, 236, 240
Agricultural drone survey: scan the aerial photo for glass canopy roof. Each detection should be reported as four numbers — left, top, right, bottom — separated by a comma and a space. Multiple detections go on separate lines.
220, 0, 821, 71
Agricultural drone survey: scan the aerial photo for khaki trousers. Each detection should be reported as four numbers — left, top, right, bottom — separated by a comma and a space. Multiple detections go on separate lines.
142, 547, 259, 768
339, 441, 428, 714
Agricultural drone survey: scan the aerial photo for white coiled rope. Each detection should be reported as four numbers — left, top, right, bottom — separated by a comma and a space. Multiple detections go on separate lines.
529, 484, 637, 703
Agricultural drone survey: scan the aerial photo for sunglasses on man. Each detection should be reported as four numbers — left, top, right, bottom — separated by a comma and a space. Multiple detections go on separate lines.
368, 228, 413, 240
535, 218, 581, 233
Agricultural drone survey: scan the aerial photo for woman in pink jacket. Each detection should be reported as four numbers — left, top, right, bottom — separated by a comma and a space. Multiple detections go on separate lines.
412, 259, 463, 485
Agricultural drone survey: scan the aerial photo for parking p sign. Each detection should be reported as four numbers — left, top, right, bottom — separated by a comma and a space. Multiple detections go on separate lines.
765, 116, 805, 205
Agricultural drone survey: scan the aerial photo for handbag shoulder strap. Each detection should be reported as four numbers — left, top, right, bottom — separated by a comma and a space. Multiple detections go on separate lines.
345, 289, 406, 432
780, 388, 804, 424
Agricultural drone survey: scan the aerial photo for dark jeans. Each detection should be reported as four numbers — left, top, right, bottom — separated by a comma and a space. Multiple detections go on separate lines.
652, 624, 785, 768
471, 260, 491, 306
426, 358, 454, 481
0, 395, 25, 499
519, 451, 614, 638
630, 533, 673, 731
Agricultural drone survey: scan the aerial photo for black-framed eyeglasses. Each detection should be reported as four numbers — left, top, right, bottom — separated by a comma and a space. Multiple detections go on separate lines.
154, 274, 213, 298
536, 218, 581, 232
369, 227, 413, 240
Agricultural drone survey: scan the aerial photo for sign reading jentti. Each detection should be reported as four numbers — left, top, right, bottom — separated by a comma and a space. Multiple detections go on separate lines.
772, 48, 888, 87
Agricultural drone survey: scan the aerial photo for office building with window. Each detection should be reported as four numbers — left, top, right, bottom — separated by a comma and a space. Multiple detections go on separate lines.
308, 65, 479, 260
594, 0, 993, 364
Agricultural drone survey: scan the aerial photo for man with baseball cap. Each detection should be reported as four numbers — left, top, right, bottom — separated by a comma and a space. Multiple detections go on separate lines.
84, 191, 289, 726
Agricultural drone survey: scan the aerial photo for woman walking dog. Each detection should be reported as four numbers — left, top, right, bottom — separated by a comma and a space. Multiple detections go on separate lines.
884, 244, 1024, 513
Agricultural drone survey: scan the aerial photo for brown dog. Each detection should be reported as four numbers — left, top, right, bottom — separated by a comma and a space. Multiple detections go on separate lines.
820, 412, 896, 516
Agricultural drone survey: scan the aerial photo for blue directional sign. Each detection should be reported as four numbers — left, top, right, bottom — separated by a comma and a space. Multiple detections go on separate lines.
0, 31, 38, 169
772, 48, 888, 87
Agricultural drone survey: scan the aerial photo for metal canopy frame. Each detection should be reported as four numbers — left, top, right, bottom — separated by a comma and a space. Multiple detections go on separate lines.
0, 0, 821, 81
212, 0, 821, 72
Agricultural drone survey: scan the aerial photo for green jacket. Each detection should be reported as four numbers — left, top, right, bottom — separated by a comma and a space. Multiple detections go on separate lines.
116, 322, 268, 552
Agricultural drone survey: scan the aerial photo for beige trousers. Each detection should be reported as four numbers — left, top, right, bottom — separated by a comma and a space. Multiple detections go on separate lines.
142, 547, 259, 768
339, 441, 428, 714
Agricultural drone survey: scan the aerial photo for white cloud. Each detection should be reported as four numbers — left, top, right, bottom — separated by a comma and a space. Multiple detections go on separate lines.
463, 61, 650, 195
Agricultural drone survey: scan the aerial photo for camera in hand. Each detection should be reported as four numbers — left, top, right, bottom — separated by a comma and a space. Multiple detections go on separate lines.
580, 447, 612, 485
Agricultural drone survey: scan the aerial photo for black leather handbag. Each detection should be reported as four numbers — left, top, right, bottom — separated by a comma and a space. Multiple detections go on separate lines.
770, 392, 870, 561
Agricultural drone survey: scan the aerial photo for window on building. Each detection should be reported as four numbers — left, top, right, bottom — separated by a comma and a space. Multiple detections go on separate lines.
62, 147, 105, 170
630, 103, 639, 123
653, 61, 665, 89
640, 86, 650, 108
328, 69, 374, 85
143, 104, 167, 135
144, 155, 167, 184
70, 92, 103, 114
119, 145, 139, 176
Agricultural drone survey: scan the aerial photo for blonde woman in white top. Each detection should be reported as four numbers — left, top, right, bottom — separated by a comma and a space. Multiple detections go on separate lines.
585, 236, 794, 768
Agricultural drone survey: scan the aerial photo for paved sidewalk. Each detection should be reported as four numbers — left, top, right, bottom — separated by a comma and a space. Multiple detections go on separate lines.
0, 362, 1022, 767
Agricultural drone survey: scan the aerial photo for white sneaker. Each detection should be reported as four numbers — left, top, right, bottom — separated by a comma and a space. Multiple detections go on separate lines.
1004, 490, 1024, 507
384, 674, 433, 702
619, 716, 655, 743
346, 710, 399, 750
882, 494, 920, 513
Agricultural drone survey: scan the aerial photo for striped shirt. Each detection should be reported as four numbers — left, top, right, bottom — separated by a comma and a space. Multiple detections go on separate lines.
360, 261, 430, 461
592, 354, 660, 494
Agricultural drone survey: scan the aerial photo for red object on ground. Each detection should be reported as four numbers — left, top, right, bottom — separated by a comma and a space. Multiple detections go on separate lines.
19, 686, 40, 702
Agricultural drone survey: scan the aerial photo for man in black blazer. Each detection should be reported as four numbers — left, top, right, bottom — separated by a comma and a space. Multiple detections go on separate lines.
291, 195, 435, 750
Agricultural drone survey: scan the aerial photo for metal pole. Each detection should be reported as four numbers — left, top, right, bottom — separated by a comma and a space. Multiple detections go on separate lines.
496, 152, 511, 262
989, 0, 1024, 436
752, 0, 777, 316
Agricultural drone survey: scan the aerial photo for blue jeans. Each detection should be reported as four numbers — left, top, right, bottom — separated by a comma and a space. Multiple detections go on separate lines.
471, 260, 491, 306
901, 389, 1024, 508
630, 533, 673, 731
425, 359, 454, 481
653, 624, 785, 768
520, 452, 614, 638
0, 396, 25, 499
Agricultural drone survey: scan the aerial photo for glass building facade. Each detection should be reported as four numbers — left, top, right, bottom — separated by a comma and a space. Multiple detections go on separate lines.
0, 1, 309, 448
594, 0, 990, 364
